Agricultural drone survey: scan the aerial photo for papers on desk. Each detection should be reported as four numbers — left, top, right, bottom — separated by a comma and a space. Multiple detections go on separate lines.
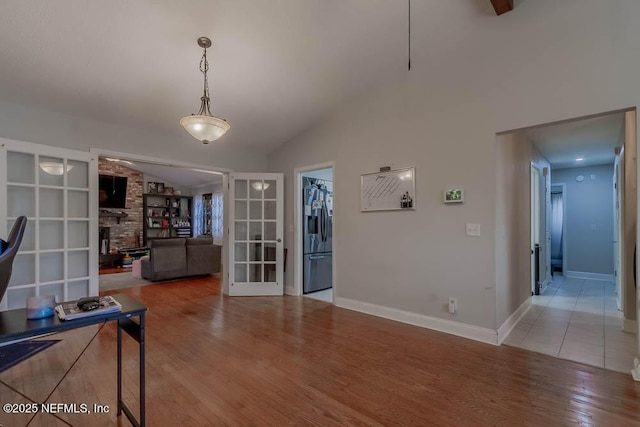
55, 296, 122, 321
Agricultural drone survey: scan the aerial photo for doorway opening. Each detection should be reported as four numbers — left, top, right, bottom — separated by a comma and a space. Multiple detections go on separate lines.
498, 108, 637, 374
295, 163, 334, 303
91, 150, 226, 292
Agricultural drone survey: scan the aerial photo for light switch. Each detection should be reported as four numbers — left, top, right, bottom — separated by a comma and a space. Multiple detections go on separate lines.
466, 223, 481, 236
591, 224, 596, 231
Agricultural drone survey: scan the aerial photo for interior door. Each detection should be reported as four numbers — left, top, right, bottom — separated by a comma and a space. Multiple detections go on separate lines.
613, 159, 622, 310
0, 138, 97, 310
229, 173, 283, 296
531, 164, 541, 295
544, 172, 551, 288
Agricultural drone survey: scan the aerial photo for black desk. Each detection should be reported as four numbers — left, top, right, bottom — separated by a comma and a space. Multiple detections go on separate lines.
0, 293, 147, 427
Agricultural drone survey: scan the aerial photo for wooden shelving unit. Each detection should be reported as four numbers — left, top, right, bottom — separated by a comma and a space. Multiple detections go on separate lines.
143, 194, 193, 246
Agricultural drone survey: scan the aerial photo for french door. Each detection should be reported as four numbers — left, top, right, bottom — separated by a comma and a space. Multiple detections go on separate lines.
0, 138, 98, 310
229, 173, 283, 296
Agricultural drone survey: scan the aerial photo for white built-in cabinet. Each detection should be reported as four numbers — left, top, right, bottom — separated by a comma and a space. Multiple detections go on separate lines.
0, 138, 98, 310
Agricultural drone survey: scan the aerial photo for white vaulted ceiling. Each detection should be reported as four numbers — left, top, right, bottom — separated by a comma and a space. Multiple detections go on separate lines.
0, 0, 409, 153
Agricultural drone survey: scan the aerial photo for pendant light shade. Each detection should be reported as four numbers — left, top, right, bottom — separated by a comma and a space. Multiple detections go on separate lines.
180, 37, 230, 144
180, 114, 230, 144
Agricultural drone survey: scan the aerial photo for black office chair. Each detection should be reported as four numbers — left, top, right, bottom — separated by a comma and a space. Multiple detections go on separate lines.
0, 217, 27, 303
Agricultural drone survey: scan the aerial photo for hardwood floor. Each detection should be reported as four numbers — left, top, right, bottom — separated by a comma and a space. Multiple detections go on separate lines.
99, 266, 132, 275
1, 276, 640, 426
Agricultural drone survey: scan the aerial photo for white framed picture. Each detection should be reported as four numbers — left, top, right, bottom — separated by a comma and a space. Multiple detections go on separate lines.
361, 167, 415, 211
444, 189, 464, 204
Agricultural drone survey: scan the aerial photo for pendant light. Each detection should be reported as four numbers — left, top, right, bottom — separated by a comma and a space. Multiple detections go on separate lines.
180, 37, 230, 144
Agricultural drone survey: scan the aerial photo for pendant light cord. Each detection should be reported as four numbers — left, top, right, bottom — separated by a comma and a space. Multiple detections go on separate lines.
408, 0, 411, 71
199, 47, 210, 100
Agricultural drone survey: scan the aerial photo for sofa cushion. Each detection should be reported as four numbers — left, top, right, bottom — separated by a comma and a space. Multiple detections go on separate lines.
150, 238, 185, 248
187, 237, 213, 246
186, 239, 215, 276
143, 239, 188, 281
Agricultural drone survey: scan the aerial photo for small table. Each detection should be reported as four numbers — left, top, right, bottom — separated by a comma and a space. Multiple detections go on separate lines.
0, 293, 147, 427
99, 252, 123, 268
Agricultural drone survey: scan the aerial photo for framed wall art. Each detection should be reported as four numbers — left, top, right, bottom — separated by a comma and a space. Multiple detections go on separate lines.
444, 189, 464, 204
360, 167, 415, 212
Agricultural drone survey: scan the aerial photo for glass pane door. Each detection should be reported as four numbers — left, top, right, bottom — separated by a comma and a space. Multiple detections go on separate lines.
0, 140, 96, 310
229, 173, 283, 296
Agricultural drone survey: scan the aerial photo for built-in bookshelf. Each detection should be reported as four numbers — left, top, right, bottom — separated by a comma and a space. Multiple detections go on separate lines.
142, 194, 193, 246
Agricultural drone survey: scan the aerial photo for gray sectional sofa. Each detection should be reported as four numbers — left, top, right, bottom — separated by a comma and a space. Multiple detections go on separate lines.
141, 237, 221, 281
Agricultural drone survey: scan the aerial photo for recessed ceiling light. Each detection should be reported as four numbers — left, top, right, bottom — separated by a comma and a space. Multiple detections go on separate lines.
575, 158, 584, 161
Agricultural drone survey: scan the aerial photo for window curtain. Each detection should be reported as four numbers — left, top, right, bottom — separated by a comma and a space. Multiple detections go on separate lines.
211, 193, 223, 245
550, 192, 563, 260
193, 194, 204, 237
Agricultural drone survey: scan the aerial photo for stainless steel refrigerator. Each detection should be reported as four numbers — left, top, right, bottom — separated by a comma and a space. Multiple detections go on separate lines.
303, 179, 332, 294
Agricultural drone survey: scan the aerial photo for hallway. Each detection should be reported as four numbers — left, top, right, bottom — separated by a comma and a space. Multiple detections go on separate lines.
504, 275, 637, 373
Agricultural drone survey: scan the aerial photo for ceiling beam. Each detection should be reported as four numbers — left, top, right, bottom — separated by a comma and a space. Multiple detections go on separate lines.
490, 0, 513, 16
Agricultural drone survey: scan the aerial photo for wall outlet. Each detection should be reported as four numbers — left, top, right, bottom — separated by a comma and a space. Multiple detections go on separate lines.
466, 223, 481, 236
448, 297, 457, 315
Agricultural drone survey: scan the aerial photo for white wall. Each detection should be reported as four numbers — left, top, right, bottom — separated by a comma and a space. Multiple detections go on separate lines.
495, 133, 551, 327
495, 133, 530, 327
268, 0, 640, 332
552, 165, 615, 275
0, 100, 268, 172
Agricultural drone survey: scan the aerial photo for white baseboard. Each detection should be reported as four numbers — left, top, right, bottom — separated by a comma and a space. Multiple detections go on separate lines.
565, 271, 614, 282
632, 357, 640, 382
497, 298, 532, 345
539, 279, 550, 294
623, 319, 638, 333
334, 297, 499, 346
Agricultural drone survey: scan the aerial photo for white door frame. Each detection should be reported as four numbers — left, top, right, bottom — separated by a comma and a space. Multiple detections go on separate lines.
543, 167, 551, 289
550, 183, 568, 276
613, 157, 623, 310
531, 163, 541, 294
293, 161, 336, 297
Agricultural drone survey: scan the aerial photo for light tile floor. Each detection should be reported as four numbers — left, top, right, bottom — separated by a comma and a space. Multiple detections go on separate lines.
503, 275, 637, 374
304, 288, 333, 303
